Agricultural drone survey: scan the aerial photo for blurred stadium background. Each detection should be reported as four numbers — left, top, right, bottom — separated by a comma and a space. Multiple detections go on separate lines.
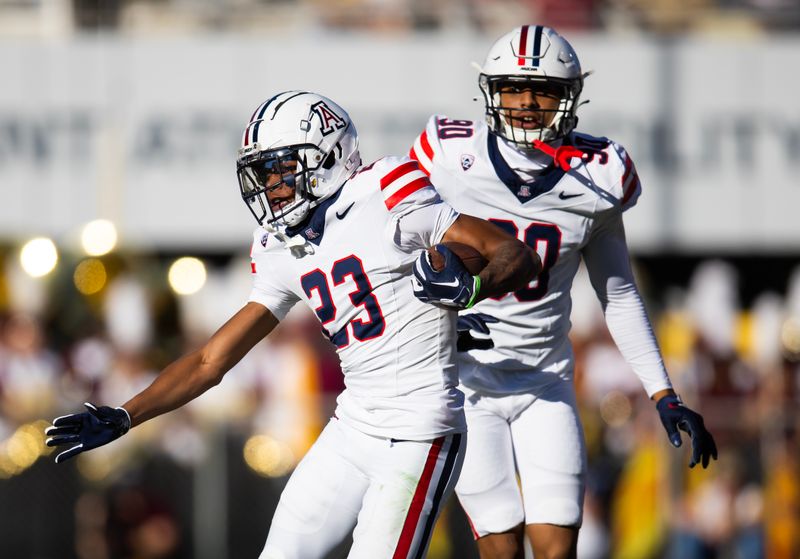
1, 0, 799, 558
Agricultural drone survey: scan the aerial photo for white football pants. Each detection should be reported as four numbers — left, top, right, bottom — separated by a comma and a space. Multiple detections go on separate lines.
259, 417, 465, 559
455, 378, 587, 537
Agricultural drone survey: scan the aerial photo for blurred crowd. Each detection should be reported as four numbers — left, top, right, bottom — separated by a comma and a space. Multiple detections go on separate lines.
1, 246, 799, 558
1, 0, 800, 37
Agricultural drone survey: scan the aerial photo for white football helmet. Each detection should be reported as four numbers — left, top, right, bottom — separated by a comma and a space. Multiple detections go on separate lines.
477, 26, 584, 145
236, 91, 361, 228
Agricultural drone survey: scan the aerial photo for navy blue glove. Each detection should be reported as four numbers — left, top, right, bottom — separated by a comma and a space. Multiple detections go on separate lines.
45, 403, 131, 464
457, 313, 499, 352
412, 244, 480, 309
656, 395, 717, 469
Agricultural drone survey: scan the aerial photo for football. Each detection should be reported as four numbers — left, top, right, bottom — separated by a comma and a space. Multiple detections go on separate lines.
427, 242, 487, 275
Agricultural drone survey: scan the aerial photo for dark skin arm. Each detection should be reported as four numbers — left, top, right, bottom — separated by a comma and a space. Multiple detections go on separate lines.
651, 388, 676, 402
122, 302, 279, 427
441, 214, 541, 303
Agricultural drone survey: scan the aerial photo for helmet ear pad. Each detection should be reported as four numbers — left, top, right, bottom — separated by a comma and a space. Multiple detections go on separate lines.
322, 150, 337, 170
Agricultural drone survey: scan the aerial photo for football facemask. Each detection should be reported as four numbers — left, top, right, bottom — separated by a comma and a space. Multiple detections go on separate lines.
481, 74, 581, 145
237, 144, 327, 228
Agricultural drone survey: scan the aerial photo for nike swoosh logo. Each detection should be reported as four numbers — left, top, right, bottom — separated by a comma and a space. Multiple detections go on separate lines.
431, 279, 460, 288
558, 192, 582, 200
336, 202, 355, 220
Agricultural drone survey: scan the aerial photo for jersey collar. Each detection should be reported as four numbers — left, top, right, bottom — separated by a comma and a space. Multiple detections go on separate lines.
284, 184, 346, 246
487, 133, 567, 203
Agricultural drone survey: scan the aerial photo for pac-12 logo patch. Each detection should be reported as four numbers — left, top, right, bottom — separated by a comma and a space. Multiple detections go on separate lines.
260, 233, 269, 247
311, 101, 346, 136
460, 154, 475, 171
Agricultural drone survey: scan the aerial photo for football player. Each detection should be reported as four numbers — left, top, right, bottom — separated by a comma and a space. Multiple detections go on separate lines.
408, 27, 717, 559
46, 91, 539, 559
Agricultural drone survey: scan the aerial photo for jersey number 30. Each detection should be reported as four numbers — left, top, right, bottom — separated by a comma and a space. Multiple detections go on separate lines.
301, 255, 385, 348
490, 219, 562, 301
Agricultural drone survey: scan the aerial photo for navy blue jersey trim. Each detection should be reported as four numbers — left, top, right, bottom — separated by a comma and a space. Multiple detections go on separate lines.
284, 184, 346, 245
486, 133, 566, 203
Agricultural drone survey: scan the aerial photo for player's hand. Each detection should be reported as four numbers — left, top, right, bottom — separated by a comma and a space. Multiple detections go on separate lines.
412, 244, 480, 309
656, 395, 717, 469
45, 403, 131, 464
457, 313, 499, 351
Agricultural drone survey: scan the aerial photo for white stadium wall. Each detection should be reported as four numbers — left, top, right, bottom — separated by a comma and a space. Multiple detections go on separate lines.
1, 34, 798, 252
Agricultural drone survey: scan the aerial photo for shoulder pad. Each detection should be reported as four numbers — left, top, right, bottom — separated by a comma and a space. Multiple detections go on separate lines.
409, 115, 479, 176
249, 227, 271, 274
251, 227, 270, 253
408, 115, 441, 176
608, 141, 642, 212
573, 133, 641, 212
371, 155, 437, 213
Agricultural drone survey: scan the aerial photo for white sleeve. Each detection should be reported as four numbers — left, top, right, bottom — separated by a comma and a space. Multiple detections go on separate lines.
582, 212, 673, 397
392, 187, 459, 254
247, 259, 300, 321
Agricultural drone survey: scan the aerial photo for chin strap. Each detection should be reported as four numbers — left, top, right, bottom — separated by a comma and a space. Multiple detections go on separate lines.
262, 223, 315, 258
531, 140, 586, 172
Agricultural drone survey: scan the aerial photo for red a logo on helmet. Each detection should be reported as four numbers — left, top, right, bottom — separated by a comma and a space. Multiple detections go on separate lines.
311, 101, 347, 136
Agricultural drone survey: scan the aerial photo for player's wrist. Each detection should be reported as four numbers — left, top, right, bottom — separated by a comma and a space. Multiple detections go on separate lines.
652, 389, 678, 405
115, 406, 132, 434
465, 276, 481, 309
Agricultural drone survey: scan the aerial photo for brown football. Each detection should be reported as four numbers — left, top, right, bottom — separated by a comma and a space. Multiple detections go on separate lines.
427, 242, 488, 275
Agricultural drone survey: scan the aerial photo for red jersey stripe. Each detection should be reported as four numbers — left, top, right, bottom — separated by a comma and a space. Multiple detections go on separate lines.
392, 437, 444, 559
464, 512, 480, 541
622, 175, 640, 205
621, 155, 638, 204
409, 147, 431, 176
622, 153, 633, 178
250, 261, 257, 274
384, 177, 430, 210
419, 130, 434, 160
380, 160, 423, 190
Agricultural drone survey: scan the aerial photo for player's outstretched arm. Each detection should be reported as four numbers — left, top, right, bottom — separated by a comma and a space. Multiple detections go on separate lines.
442, 214, 540, 302
46, 302, 278, 462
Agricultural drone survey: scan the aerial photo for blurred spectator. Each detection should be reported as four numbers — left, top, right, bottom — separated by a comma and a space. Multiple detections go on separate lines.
608, 403, 667, 559
0, 312, 61, 423
105, 484, 181, 559
527, 0, 599, 31
763, 430, 800, 559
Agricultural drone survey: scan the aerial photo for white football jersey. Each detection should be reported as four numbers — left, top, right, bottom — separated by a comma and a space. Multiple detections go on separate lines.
248, 156, 466, 441
410, 116, 670, 396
